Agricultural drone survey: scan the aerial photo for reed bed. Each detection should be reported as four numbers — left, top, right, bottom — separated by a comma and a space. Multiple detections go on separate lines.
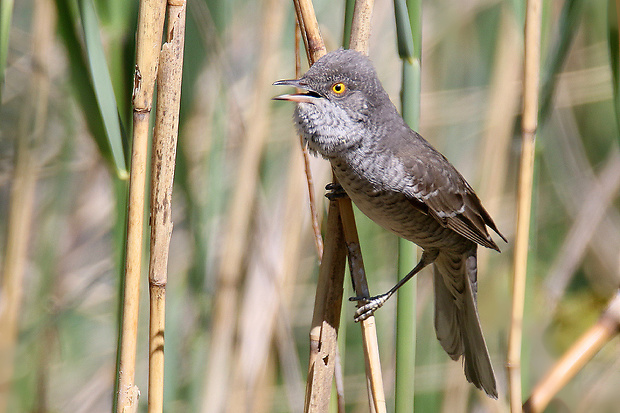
2, 0, 620, 411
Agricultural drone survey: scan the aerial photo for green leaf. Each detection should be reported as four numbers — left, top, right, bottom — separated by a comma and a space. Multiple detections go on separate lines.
78, 0, 128, 177
54, 0, 128, 178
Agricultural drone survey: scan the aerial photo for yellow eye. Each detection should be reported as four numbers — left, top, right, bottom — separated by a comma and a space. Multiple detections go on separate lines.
331, 82, 346, 94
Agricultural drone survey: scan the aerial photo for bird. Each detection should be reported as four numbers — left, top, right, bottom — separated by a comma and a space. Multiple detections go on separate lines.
273, 48, 506, 399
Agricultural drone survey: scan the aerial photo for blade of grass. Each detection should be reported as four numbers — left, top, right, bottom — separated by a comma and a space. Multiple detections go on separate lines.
394, 0, 421, 411
342, 0, 355, 49
507, 0, 542, 410
78, 0, 128, 177
53, 0, 128, 177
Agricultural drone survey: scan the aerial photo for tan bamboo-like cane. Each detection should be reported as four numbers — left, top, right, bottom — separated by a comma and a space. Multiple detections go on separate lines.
523, 291, 620, 413
147, 1, 186, 412
116, 0, 167, 411
507, 0, 542, 411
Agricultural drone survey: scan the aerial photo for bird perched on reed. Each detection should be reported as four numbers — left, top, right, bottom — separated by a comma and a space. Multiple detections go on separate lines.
274, 48, 506, 398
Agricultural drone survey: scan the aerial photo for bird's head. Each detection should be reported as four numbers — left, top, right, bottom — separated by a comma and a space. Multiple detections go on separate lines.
274, 49, 393, 158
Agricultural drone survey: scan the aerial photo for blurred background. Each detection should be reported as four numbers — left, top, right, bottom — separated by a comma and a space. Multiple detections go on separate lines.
1, 0, 620, 411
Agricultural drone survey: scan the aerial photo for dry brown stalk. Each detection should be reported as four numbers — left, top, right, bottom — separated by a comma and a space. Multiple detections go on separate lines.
293, 0, 327, 63
146, 1, 186, 412
0, 0, 54, 411
201, 0, 284, 410
295, 21, 324, 260
507, 0, 542, 411
343, 4, 386, 412
338, 201, 387, 413
348, 0, 374, 54
293, 0, 386, 411
545, 151, 620, 312
227, 45, 309, 411
116, 0, 167, 411
523, 291, 620, 413
305, 200, 348, 413
477, 8, 520, 219
288, 3, 344, 412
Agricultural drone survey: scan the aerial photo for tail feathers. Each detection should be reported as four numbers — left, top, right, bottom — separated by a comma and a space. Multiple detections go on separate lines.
433, 249, 498, 399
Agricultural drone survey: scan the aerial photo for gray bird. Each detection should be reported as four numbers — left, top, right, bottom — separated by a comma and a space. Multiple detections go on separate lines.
273, 48, 506, 399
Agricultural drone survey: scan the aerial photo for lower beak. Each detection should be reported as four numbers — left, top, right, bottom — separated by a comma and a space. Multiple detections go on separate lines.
272, 93, 318, 103
272, 79, 320, 103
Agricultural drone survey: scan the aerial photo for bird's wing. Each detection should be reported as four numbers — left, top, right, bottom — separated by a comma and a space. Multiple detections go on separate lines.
397, 135, 506, 251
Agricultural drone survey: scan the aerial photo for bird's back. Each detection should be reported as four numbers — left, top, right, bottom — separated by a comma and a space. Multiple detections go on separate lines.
331, 120, 502, 252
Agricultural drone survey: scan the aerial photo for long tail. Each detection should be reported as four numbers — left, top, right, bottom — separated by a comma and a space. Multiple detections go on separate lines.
433, 246, 498, 399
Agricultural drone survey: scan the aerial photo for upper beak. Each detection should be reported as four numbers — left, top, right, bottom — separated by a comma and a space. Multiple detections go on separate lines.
272, 79, 321, 103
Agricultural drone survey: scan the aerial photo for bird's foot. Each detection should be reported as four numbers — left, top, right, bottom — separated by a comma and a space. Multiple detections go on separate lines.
325, 182, 348, 200
349, 293, 391, 322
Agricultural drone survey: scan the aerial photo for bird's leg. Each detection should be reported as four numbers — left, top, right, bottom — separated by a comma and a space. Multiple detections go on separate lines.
325, 182, 348, 200
350, 248, 439, 322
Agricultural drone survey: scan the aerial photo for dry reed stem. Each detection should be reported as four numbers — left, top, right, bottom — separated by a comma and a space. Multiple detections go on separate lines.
349, 0, 374, 54
295, 20, 324, 259
545, 151, 620, 312
293, 0, 327, 63
523, 291, 620, 413
227, 20, 306, 410
288, 3, 344, 412
0, 0, 54, 410
344, 3, 386, 412
507, 0, 542, 410
294, 0, 385, 410
338, 201, 386, 413
146, 1, 186, 412
117, 0, 167, 411
201, 0, 284, 410
477, 8, 520, 218
537, 110, 620, 293
306, 200, 348, 413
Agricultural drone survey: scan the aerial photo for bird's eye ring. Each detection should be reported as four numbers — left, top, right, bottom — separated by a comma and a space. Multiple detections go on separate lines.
331, 82, 346, 94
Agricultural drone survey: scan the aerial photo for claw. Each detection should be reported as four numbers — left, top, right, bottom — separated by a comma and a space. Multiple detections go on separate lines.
350, 293, 391, 322
325, 182, 348, 200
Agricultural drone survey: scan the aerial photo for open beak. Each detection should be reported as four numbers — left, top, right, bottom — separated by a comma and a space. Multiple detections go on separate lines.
272, 79, 321, 103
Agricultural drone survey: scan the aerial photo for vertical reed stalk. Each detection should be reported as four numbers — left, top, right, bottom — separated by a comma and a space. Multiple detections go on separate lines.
289, 3, 342, 412
507, 0, 542, 410
0, 0, 54, 410
297, 0, 385, 411
305, 200, 348, 413
147, 1, 186, 412
201, 0, 283, 410
344, 3, 388, 413
394, 0, 421, 410
116, 0, 167, 411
